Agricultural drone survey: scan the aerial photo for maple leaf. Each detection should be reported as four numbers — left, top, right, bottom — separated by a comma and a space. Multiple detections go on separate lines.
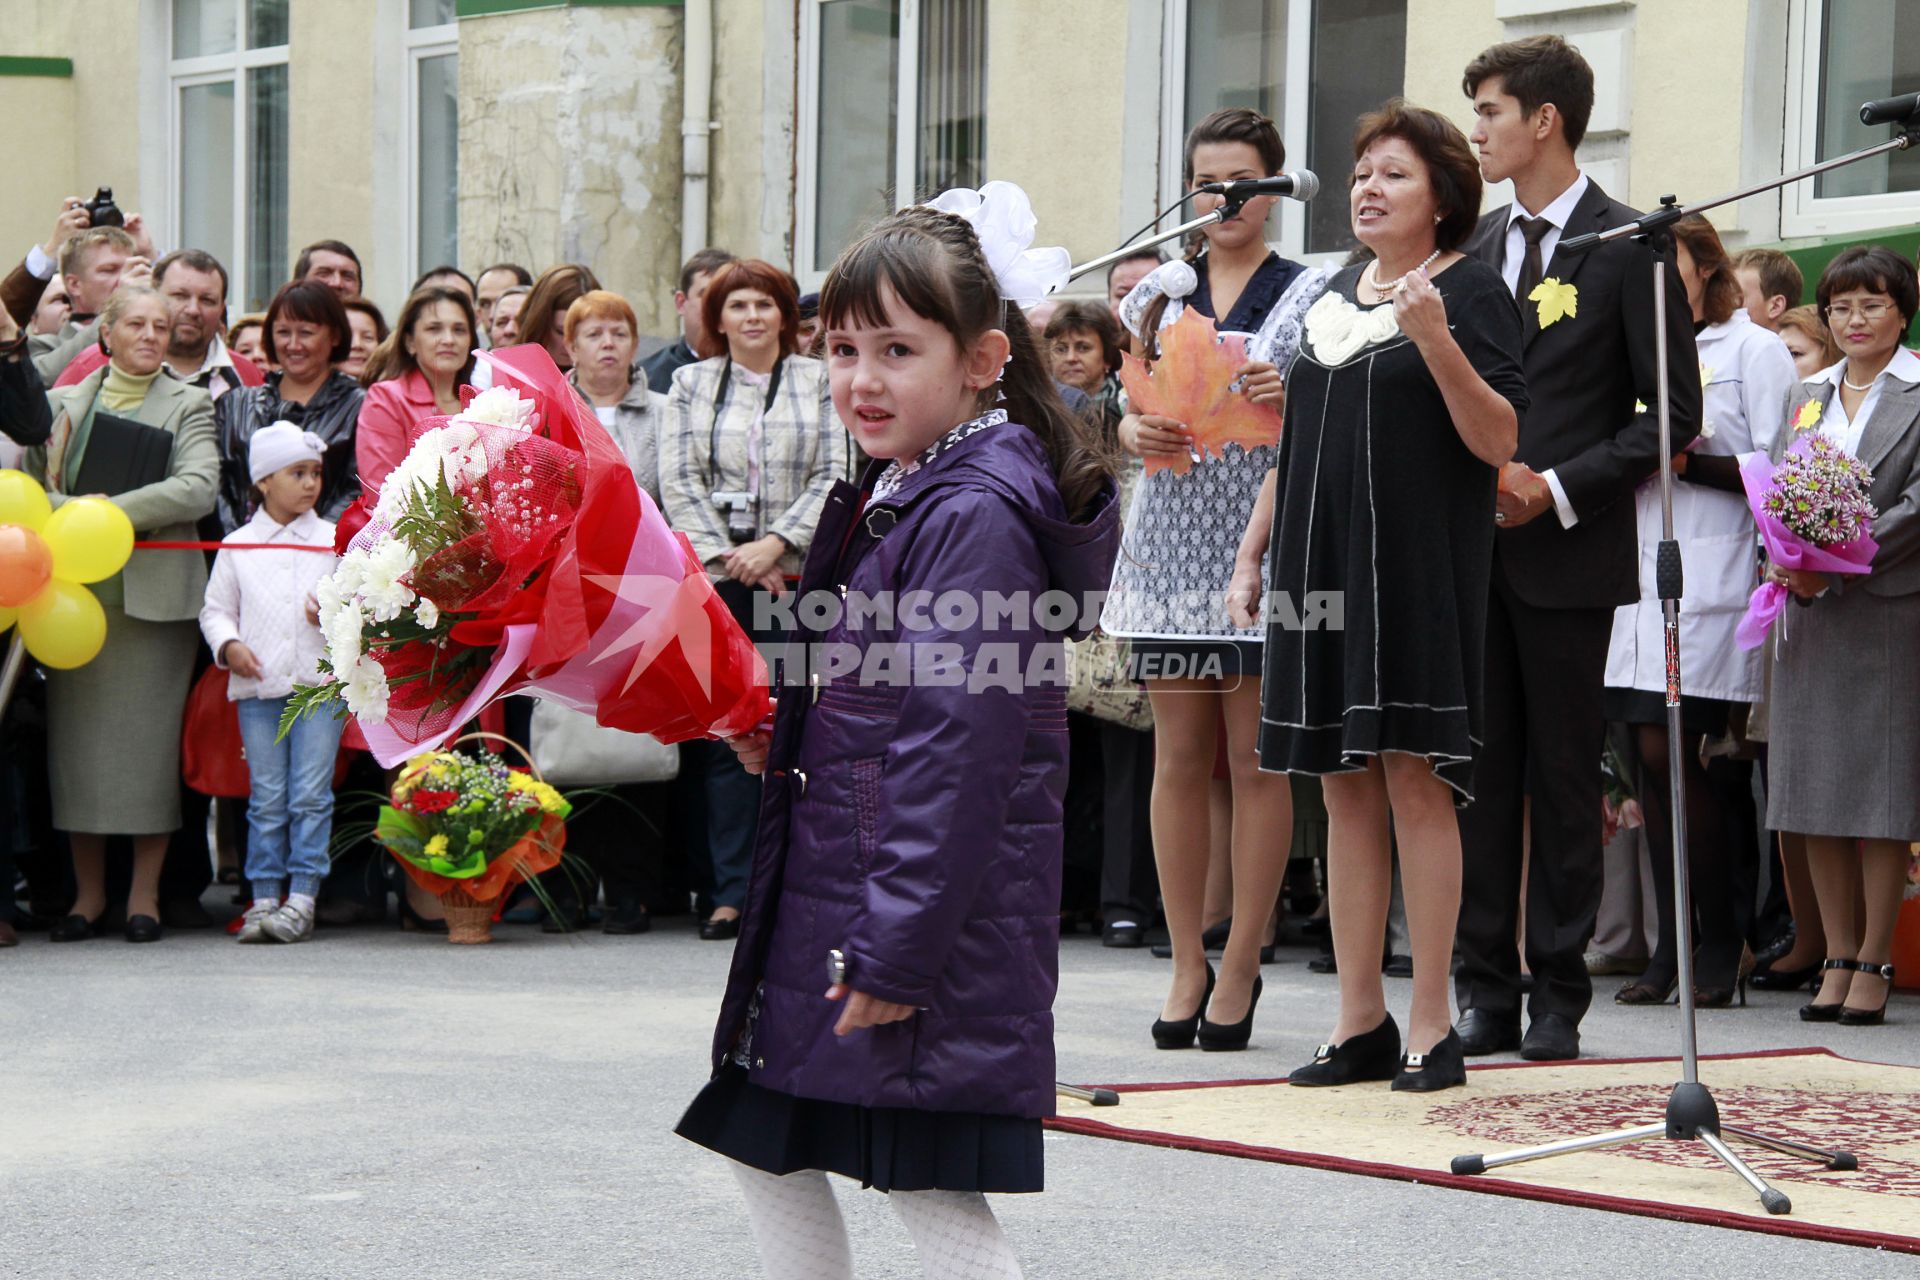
1528, 277, 1579, 329
1117, 308, 1283, 476
1792, 399, 1823, 432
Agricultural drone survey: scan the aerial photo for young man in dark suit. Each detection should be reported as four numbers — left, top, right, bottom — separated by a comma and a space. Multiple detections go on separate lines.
1453, 35, 1702, 1062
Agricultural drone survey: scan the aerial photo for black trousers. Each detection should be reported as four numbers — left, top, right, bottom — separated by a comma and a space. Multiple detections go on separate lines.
1099, 721, 1158, 922
1455, 563, 1613, 1025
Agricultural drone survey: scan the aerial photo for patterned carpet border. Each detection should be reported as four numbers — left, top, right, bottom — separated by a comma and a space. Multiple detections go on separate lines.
1046, 1048, 1920, 1255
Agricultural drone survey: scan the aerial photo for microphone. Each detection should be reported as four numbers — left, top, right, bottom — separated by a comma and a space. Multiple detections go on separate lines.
1197, 170, 1320, 203
1860, 92, 1920, 126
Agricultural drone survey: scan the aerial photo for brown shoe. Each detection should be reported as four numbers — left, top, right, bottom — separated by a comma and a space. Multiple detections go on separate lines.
0, 920, 18, 947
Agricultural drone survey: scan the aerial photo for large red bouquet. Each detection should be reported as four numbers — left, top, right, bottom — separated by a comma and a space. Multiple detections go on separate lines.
288, 346, 768, 765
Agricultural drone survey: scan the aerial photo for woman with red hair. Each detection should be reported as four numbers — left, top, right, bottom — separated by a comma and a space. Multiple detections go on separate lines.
659, 258, 848, 940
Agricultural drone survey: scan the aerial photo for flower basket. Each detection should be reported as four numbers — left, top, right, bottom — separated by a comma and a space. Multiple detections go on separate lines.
375, 732, 570, 944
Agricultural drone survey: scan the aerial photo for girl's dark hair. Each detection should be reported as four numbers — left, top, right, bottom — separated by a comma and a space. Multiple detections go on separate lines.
1044, 301, 1125, 375
1817, 245, 1920, 330
263, 280, 351, 364
1351, 98, 1484, 254
359, 285, 477, 388
819, 205, 1116, 519
519, 263, 602, 356
1671, 214, 1740, 327
699, 258, 802, 360
1139, 108, 1287, 356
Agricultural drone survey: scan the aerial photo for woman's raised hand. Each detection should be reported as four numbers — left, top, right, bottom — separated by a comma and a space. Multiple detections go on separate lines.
1120, 412, 1192, 460
1393, 267, 1451, 352
1237, 360, 1285, 409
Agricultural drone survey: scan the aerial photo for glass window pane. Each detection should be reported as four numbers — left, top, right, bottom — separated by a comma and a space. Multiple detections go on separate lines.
914, 0, 986, 200
815, 0, 899, 275
247, 64, 290, 312
173, 0, 237, 59
1305, 0, 1406, 253
1815, 0, 1920, 198
417, 53, 460, 274
179, 81, 236, 278
247, 0, 289, 49
1183, 1, 1287, 245
411, 0, 457, 29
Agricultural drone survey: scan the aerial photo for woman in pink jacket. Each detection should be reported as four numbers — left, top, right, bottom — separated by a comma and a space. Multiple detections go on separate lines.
353, 285, 476, 498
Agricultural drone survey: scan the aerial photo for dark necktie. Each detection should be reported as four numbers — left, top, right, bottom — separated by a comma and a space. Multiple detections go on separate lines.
1515, 215, 1553, 303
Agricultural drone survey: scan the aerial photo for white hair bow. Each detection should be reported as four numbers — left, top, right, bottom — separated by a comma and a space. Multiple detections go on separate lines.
921, 181, 1071, 309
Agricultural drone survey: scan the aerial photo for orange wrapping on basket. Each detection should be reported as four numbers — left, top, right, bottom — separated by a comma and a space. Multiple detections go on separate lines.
391, 813, 567, 903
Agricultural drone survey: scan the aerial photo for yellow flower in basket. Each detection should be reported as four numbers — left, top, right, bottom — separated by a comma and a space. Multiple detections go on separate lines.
425, 834, 449, 858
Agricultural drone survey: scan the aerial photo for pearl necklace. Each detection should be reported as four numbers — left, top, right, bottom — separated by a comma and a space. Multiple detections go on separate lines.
1842, 369, 1878, 393
1364, 248, 1442, 297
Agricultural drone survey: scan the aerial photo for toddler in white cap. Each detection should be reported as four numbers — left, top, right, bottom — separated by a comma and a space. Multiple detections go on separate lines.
199, 419, 343, 944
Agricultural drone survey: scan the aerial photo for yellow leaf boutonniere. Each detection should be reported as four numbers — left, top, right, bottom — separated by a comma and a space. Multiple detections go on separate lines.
1792, 399, 1823, 432
1529, 277, 1578, 328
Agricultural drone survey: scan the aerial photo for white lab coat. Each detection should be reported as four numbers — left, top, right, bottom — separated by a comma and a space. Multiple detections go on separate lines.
1604, 311, 1798, 702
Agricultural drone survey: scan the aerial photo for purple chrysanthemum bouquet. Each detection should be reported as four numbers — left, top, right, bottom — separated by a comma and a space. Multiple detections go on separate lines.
1735, 424, 1879, 649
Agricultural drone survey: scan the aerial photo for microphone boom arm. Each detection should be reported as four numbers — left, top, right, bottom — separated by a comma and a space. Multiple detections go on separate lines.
1068, 204, 1237, 283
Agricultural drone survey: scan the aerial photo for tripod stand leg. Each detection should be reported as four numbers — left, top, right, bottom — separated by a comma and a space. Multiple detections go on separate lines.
1452, 1122, 1667, 1176
1721, 1125, 1857, 1171
1697, 1129, 1792, 1214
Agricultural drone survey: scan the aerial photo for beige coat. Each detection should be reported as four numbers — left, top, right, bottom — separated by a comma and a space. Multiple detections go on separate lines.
30, 367, 219, 622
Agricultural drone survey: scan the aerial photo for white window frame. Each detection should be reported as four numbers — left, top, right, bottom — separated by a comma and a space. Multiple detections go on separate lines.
405, 17, 459, 285
1158, 0, 1314, 260
795, 0, 979, 287
165, 8, 290, 313
1782, 0, 1920, 239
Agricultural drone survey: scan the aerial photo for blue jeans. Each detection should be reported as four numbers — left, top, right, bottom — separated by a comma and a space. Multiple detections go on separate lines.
235, 697, 345, 900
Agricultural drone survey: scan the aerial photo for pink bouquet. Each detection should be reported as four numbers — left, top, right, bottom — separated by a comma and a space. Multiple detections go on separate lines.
1734, 429, 1878, 649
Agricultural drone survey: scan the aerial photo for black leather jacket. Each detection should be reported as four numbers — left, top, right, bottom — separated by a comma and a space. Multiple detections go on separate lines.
210, 369, 365, 535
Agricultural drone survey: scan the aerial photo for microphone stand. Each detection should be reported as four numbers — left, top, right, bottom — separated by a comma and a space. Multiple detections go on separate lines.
1450, 112, 1920, 1212
1068, 198, 1250, 282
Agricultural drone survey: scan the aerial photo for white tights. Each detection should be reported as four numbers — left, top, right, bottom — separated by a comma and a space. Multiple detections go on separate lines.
729, 1161, 1024, 1280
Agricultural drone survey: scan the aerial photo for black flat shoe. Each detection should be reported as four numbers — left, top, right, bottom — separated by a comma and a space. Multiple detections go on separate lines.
699, 914, 741, 941
1454, 1007, 1520, 1056
1392, 1028, 1467, 1092
124, 915, 163, 944
602, 899, 653, 935
1838, 962, 1895, 1026
1289, 1012, 1401, 1086
1799, 959, 1859, 1022
49, 913, 102, 942
1151, 964, 1215, 1049
1198, 975, 1263, 1052
1751, 960, 1821, 992
1102, 920, 1146, 949
1200, 918, 1232, 950
1520, 1013, 1580, 1062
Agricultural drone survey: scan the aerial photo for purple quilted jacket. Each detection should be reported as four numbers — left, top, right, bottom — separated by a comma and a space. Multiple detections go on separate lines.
705, 424, 1120, 1119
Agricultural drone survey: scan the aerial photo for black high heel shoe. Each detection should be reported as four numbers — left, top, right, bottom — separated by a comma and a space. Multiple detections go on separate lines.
1198, 975, 1263, 1052
1694, 944, 1753, 1009
1151, 963, 1215, 1050
1614, 971, 1678, 1005
1392, 1028, 1468, 1093
1839, 962, 1896, 1026
1289, 1013, 1401, 1086
1799, 959, 1859, 1022
1750, 958, 1822, 991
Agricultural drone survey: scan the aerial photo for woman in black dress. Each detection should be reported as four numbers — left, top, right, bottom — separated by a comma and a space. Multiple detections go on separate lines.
1228, 101, 1526, 1092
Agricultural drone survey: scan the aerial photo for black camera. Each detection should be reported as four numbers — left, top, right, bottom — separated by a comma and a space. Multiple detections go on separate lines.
712, 490, 760, 545
83, 188, 124, 228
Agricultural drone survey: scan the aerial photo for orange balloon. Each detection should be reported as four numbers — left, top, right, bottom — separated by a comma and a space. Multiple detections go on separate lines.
0, 524, 52, 607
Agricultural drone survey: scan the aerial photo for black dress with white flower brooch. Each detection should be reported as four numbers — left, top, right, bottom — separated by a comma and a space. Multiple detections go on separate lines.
1256, 258, 1528, 803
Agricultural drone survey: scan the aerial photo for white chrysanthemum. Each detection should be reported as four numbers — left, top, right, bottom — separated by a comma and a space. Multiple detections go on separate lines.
324, 601, 365, 672
339, 655, 391, 724
414, 597, 440, 629
331, 547, 371, 596
456, 386, 536, 432
314, 573, 349, 628
358, 536, 419, 623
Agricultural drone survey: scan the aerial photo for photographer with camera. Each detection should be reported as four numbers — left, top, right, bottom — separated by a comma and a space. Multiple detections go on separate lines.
659, 258, 846, 940
2, 192, 155, 384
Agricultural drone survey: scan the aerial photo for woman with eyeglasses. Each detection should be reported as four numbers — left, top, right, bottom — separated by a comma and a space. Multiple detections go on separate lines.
1766, 245, 1920, 1027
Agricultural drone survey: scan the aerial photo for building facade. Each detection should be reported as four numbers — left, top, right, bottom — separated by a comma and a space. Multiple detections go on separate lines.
3, 0, 1915, 330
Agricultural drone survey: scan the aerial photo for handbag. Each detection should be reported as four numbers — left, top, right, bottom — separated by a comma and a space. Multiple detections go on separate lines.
528, 698, 681, 786
180, 666, 250, 798
1065, 629, 1154, 732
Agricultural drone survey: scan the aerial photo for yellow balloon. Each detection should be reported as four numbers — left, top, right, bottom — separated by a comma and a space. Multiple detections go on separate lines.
0, 470, 51, 531
43, 498, 135, 585
19, 579, 106, 669
0, 604, 14, 632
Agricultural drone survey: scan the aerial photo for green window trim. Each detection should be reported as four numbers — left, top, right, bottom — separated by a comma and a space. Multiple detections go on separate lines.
0, 57, 74, 78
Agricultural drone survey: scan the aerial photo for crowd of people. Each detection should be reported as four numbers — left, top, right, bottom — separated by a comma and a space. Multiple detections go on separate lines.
1, 36, 1912, 1076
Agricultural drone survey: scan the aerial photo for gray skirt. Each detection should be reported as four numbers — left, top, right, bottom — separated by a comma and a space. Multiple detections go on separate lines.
46, 607, 198, 835
1766, 585, 1920, 841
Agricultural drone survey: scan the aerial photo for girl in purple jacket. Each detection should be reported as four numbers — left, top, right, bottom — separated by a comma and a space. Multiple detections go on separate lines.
677, 190, 1121, 1278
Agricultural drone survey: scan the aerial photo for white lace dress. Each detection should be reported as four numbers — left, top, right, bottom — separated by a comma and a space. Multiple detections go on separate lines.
1100, 253, 1332, 646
